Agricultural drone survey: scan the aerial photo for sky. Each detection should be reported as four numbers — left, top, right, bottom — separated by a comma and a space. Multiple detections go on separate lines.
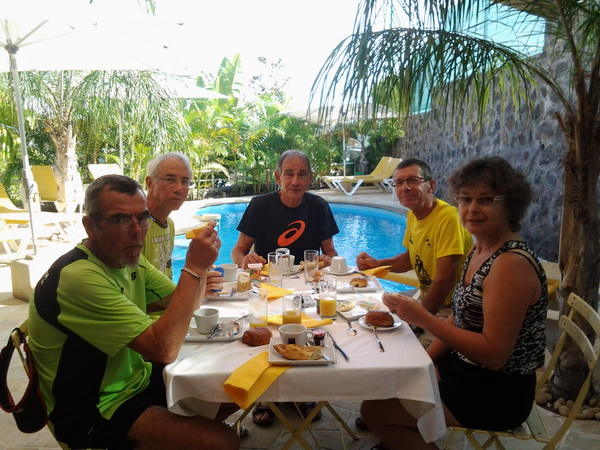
2, 0, 363, 107
141, 0, 364, 107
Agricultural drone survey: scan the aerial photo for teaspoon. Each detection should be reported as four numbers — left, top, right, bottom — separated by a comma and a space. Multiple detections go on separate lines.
346, 321, 357, 336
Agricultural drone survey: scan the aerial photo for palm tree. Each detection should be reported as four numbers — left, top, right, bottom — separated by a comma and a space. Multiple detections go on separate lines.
314, 0, 599, 402
13, 70, 188, 211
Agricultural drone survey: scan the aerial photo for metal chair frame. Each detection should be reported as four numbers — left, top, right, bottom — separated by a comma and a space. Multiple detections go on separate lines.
445, 293, 600, 449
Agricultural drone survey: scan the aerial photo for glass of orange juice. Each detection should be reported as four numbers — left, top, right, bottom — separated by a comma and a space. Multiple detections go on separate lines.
319, 277, 337, 320
282, 295, 302, 324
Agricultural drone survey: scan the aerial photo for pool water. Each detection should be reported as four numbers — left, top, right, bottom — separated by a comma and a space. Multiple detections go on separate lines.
172, 202, 412, 291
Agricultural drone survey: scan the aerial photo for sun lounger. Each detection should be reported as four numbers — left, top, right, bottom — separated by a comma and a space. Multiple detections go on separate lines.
0, 182, 81, 258
0, 182, 24, 214
323, 156, 392, 189
329, 157, 402, 196
31, 165, 84, 213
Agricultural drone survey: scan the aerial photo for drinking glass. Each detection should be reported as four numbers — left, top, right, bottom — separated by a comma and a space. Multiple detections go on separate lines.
304, 249, 319, 285
319, 277, 337, 320
268, 252, 283, 287
276, 247, 291, 279
248, 288, 268, 328
282, 294, 302, 324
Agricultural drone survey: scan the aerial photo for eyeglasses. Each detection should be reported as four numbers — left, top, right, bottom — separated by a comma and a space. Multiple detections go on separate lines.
455, 195, 506, 207
155, 176, 194, 188
391, 177, 428, 188
94, 213, 152, 232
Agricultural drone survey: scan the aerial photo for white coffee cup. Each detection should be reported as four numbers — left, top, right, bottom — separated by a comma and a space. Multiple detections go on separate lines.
279, 323, 314, 346
219, 263, 238, 282
330, 256, 348, 274
194, 308, 219, 334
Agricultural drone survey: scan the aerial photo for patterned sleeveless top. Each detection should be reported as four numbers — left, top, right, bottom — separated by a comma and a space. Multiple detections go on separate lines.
452, 240, 548, 375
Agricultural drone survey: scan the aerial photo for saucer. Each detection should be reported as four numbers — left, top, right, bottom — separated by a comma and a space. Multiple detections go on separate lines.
322, 265, 357, 276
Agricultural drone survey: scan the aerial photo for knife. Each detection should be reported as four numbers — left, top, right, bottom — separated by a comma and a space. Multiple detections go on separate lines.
327, 332, 350, 362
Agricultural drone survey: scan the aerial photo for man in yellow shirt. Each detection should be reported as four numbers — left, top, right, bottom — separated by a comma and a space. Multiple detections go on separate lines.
355, 158, 472, 432
357, 158, 472, 318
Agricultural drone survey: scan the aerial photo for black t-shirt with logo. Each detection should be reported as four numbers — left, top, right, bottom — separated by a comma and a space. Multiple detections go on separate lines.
236, 191, 339, 261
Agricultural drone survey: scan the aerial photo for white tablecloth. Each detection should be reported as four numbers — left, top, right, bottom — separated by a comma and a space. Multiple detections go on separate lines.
164, 273, 447, 443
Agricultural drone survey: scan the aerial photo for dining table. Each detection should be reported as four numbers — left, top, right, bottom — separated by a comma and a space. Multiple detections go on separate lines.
163, 266, 447, 448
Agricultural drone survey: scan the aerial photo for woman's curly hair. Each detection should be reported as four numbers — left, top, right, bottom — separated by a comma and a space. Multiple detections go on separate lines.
448, 156, 532, 232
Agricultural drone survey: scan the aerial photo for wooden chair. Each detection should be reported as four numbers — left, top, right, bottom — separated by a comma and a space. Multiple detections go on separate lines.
444, 293, 600, 449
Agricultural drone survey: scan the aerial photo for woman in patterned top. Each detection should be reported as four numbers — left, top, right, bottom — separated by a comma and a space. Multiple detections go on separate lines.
360, 157, 548, 449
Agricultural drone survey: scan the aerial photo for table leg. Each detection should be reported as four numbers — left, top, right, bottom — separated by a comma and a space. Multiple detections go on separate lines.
265, 402, 313, 450
323, 402, 359, 440
231, 402, 255, 437
271, 401, 360, 450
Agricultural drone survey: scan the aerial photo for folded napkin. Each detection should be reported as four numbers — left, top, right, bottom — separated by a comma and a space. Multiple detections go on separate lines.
260, 282, 293, 300
267, 313, 333, 328
223, 351, 291, 409
261, 264, 269, 277
361, 265, 393, 278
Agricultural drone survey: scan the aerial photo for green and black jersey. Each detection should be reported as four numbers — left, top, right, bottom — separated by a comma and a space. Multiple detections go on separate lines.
28, 243, 175, 442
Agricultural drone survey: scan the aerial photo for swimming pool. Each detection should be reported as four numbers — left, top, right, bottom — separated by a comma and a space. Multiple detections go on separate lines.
172, 202, 412, 291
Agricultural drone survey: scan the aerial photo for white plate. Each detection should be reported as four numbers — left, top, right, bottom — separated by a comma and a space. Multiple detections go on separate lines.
268, 337, 336, 365
336, 298, 386, 320
290, 264, 303, 274
322, 265, 357, 276
358, 315, 402, 330
185, 317, 248, 342
337, 276, 382, 293
205, 281, 250, 301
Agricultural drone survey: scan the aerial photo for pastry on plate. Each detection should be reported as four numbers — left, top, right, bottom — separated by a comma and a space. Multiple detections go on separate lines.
365, 310, 395, 327
273, 344, 323, 360
242, 327, 272, 346
349, 276, 368, 287
337, 301, 355, 312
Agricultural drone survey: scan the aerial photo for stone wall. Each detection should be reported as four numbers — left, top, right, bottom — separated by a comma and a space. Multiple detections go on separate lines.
393, 36, 576, 262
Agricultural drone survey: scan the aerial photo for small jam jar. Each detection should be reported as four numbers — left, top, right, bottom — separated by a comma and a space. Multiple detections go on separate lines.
237, 272, 251, 293
312, 329, 326, 346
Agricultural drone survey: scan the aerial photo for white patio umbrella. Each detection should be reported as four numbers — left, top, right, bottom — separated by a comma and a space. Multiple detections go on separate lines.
1, 1, 187, 254
159, 75, 229, 100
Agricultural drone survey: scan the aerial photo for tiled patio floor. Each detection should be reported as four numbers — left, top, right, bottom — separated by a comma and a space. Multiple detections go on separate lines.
1, 187, 599, 449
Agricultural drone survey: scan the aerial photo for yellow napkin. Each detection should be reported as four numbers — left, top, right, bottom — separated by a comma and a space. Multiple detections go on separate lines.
223, 352, 291, 409
267, 313, 333, 328
260, 282, 293, 300
361, 265, 393, 278
261, 264, 269, 277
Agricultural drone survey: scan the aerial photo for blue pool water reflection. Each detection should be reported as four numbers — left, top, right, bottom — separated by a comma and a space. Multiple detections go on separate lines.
172, 202, 412, 291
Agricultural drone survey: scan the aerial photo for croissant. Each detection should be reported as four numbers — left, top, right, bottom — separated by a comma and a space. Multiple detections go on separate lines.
273, 344, 323, 360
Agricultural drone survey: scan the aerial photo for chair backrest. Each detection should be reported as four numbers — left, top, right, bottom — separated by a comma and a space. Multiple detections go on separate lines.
536, 293, 600, 447
31, 166, 59, 202
88, 163, 123, 180
365, 156, 392, 177
0, 182, 23, 213
373, 157, 402, 180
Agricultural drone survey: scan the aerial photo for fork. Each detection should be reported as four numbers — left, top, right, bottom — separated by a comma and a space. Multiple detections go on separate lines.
368, 324, 385, 352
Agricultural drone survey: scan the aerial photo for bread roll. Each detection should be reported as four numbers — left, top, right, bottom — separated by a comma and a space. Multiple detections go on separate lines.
349, 276, 368, 287
241, 327, 272, 346
365, 310, 394, 327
